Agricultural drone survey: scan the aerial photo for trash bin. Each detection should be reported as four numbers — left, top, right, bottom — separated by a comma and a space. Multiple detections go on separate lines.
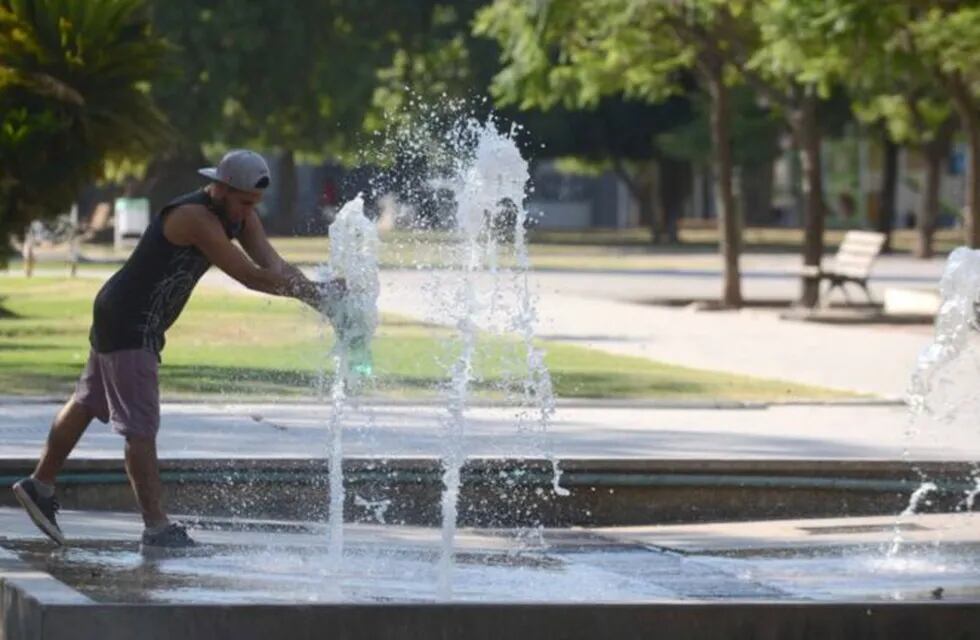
113, 197, 150, 251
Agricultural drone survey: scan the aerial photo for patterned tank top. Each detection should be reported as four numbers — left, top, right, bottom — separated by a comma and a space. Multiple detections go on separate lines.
89, 189, 244, 355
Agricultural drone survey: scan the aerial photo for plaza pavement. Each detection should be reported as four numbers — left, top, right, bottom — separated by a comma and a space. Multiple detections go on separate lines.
1, 399, 976, 462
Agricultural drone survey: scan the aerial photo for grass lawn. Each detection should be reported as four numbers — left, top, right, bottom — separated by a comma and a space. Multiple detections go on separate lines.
0, 276, 851, 402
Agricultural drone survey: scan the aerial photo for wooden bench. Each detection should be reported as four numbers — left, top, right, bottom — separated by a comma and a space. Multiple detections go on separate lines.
801, 230, 887, 306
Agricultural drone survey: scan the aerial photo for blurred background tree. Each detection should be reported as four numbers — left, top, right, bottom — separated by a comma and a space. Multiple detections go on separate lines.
0, 0, 170, 265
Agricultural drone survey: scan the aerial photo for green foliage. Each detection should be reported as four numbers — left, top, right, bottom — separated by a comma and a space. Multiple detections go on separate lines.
0, 0, 169, 260
853, 95, 951, 145
475, 0, 698, 111
750, 0, 953, 146
749, 0, 887, 97
477, 0, 755, 288
911, 5, 980, 88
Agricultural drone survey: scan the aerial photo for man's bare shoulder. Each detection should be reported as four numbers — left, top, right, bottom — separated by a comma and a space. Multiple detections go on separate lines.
163, 203, 223, 245
167, 202, 214, 220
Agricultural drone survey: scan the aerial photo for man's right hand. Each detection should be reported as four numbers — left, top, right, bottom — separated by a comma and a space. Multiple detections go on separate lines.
301, 277, 346, 316
317, 278, 347, 300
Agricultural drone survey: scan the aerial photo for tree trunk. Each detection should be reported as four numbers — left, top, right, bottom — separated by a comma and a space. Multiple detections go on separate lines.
877, 134, 899, 253
613, 160, 665, 243
0, 190, 15, 269
966, 118, 980, 248
961, 113, 980, 248
659, 157, 690, 243
637, 186, 657, 240
276, 150, 298, 235
948, 77, 980, 248
916, 120, 955, 259
706, 72, 742, 308
645, 162, 669, 244
634, 184, 653, 227
789, 96, 826, 308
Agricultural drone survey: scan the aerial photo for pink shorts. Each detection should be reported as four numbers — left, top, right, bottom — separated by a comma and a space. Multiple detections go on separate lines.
74, 349, 160, 440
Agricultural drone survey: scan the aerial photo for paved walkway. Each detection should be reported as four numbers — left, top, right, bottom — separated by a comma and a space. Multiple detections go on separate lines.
372, 254, 944, 400
2, 400, 976, 461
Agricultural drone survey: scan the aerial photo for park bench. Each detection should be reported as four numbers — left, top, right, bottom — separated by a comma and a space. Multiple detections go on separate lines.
19, 200, 129, 277
801, 230, 887, 307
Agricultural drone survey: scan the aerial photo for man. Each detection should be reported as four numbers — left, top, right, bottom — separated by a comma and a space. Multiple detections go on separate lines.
12, 149, 344, 550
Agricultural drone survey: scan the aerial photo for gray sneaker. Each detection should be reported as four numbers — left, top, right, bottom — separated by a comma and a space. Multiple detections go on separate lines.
141, 522, 196, 550
12, 478, 66, 545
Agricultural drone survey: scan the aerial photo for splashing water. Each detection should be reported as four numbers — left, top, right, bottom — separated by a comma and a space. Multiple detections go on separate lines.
906, 247, 980, 418
962, 475, 980, 512
398, 116, 567, 596
511, 163, 568, 499
892, 247, 980, 558
314, 195, 381, 568
324, 349, 347, 566
888, 482, 937, 557
436, 122, 515, 597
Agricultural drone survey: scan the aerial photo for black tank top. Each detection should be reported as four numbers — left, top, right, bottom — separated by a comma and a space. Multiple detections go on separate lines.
89, 190, 244, 355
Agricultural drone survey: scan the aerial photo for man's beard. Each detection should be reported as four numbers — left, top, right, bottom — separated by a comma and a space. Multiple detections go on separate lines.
209, 192, 230, 219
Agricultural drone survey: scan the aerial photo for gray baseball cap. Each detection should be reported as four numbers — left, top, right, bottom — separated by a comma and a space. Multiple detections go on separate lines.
198, 149, 271, 193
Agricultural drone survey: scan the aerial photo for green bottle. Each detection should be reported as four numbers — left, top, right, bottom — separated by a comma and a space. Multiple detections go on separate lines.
348, 335, 373, 378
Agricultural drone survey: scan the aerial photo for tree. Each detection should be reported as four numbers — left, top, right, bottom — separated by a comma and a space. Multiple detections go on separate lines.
751, 1, 961, 260
907, 4, 980, 249
777, 0, 956, 258
732, 0, 848, 306
0, 0, 170, 263
368, 3, 493, 126
855, 89, 956, 259
476, 0, 755, 307
731, 1, 897, 303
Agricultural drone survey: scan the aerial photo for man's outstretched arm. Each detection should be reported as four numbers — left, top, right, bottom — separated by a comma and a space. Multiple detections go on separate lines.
236, 209, 345, 308
166, 207, 339, 309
